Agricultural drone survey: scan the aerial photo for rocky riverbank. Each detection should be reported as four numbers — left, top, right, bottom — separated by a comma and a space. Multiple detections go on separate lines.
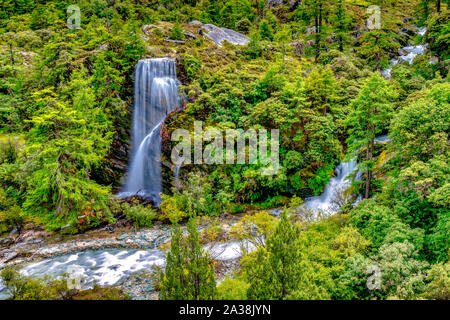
0, 214, 248, 300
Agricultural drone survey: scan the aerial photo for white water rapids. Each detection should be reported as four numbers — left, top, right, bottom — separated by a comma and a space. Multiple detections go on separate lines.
382, 27, 427, 78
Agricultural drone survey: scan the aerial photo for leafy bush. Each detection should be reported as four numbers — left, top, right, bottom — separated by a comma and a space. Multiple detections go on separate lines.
422, 262, 450, 300
217, 278, 250, 300
235, 18, 252, 33
0, 267, 72, 300
0, 187, 24, 234
182, 54, 202, 80
170, 22, 185, 40
123, 202, 157, 228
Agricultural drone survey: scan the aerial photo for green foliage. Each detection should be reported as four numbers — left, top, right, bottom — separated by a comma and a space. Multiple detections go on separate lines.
356, 30, 400, 70
0, 266, 71, 300
229, 210, 277, 250
123, 202, 157, 228
350, 199, 424, 251
422, 261, 450, 300
0, 0, 448, 302
182, 54, 202, 80
346, 73, 397, 198
159, 217, 217, 300
170, 21, 185, 40
235, 17, 252, 33
259, 20, 273, 41
217, 277, 250, 300
22, 85, 114, 231
244, 210, 330, 299
390, 83, 449, 162
0, 186, 24, 234
425, 9, 450, 70
339, 241, 428, 300
217, 0, 254, 29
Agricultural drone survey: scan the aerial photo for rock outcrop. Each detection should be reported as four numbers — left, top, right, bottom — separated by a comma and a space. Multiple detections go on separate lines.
198, 23, 250, 47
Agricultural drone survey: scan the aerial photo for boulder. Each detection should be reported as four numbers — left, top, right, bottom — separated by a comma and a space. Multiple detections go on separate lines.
188, 20, 203, 26
200, 24, 250, 47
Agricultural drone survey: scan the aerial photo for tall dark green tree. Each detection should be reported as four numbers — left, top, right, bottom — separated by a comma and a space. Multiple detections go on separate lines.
332, 0, 351, 51
346, 73, 396, 199
159, 217, 217, 300
245, 210, 326, 299
305, 0, 329, 62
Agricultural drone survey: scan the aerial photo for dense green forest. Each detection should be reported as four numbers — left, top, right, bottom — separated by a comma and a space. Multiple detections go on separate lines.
0, 0, 448, 300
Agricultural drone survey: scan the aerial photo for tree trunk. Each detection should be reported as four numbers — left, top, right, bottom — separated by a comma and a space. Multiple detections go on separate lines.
365, 144, 370, 199
437, 0, 441, 13
314, 15, 320, 63
365, 127, 374, 199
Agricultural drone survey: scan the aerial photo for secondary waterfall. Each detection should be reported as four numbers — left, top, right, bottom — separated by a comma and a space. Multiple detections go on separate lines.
303, 158, 358, 214
301, 135, 391, 216
118, 58, 182, 205
382, 27, 427, 78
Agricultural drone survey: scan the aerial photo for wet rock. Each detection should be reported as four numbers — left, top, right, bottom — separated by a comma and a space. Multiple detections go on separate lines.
183, 32, 197, 39
109, 264, 121, 271
403, 16, 414, 23
200, 24, 250, 47
142, 24, 166, 36
117, 233, 129, 241
401, 27, 416, 37
0, 237, 13, 245
3, 251, 18, 262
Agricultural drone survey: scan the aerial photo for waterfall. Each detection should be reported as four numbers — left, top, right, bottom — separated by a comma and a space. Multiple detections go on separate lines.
173, 156, 184, 191
299, 135, 392, 217
118, 58, 182, 205
382, 27, 428, 78
303, 158, 358, 215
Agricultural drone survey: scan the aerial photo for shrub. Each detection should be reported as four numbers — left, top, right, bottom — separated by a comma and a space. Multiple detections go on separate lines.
123, 203, 157, 228
422, 262, 450, 300
170, 22, 185, 41
217, 278, 250, 300
0, 267, 71, 300
182, 54, 202, 80
0, 187, 25, 234
235, 18, 252, 33
259, 20, 273, 41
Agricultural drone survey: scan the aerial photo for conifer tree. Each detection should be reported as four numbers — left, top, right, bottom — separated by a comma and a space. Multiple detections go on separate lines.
346, 73, 396, 199
159, 217, 217, 300
246, 210, 324, 299
259, 19, 273, 41
332, 0, 351, 51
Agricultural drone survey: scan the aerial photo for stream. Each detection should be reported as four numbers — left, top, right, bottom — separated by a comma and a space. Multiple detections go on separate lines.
382, 27, 427, 78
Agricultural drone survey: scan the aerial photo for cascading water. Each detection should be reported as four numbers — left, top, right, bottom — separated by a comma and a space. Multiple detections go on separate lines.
382, 27, 427, 78
173, 156, 184, 191
303, 158, 358, 214
118, 58, 182, 205
301, 135, 391, 216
